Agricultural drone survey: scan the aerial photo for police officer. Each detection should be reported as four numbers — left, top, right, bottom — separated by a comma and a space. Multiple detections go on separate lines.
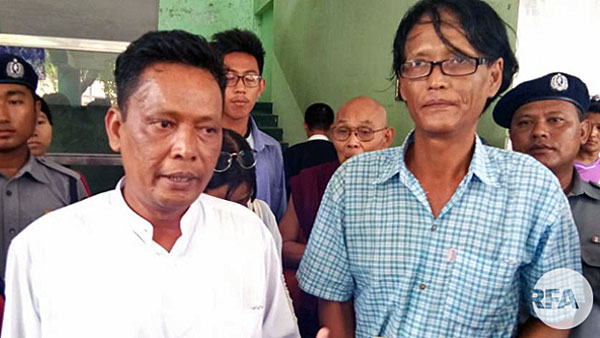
0, 54, 87, 276
494, 72, 599, 337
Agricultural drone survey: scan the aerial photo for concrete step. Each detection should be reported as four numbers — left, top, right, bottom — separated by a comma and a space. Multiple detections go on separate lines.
252, 113, 278, 128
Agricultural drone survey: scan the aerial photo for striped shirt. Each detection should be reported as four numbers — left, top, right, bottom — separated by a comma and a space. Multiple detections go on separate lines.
297, 133, 582, 338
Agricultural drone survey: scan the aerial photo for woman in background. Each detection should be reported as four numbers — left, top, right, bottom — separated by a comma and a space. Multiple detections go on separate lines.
205, 129, 282, 256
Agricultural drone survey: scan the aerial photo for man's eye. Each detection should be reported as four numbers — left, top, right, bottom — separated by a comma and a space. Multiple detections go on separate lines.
154, 120, 174, 129
9, 100, 23, 105
548, 118, 563, 124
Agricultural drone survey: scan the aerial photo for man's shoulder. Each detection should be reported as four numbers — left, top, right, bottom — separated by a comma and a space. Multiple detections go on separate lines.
200, 194, 265, 225
341, 147, 402, 174
199, 194, 274, 243
484, 145, 557, 183
11, 191, 111, 247
35, 157, 82, 180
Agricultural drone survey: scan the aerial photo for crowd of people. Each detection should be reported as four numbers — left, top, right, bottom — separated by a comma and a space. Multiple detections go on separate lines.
0, 0, 598, 337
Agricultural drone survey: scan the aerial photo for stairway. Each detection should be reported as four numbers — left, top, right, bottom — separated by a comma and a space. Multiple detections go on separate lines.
251, 102, 287, 150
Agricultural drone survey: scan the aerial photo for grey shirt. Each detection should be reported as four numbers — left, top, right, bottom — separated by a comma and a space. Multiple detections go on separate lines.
568, 171, 600, 337
0, 155, 87, 276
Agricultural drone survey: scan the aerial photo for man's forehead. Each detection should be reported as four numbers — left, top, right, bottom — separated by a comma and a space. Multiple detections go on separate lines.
514, 100, 580, 117
224, 52, 259, 73
0, 83, 30, 95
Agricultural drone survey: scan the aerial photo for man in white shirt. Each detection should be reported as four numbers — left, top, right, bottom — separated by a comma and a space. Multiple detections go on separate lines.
2, 30, 300, 338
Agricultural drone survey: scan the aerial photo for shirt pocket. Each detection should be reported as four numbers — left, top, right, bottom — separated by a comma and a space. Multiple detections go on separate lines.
443, 250, 520, 334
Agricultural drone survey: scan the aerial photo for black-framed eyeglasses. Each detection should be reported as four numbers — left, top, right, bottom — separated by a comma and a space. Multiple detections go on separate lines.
399, 57, 491, 79
225, 73, 262, 88
331, 126, 387, 142
214, 150, 257, 173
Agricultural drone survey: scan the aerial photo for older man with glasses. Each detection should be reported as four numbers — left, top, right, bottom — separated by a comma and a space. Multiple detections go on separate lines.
297, 0, 581, 337
279, 96, 394, 337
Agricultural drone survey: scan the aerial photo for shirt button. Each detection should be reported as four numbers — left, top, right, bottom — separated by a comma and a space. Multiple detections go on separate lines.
419, 283, 427, 290
6, 190, 12, 196
431, 225, 438, 231
8, 228, 16, 234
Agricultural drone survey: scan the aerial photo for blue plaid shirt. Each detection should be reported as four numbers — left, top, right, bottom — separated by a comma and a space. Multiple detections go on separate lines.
297, 134, 582, 338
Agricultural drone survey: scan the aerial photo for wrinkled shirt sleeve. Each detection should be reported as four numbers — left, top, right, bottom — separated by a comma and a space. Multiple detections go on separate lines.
521, 186, 583, 318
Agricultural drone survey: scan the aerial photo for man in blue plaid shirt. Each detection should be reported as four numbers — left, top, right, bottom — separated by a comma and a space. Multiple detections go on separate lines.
297, 0, 582, 337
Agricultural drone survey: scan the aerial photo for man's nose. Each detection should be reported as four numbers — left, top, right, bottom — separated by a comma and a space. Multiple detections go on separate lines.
531, 120, 549, 139
171, 127, 198, 161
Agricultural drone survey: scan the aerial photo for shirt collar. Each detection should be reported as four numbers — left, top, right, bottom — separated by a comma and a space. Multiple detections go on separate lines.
248, 117, 267, 151
374, 131, 499, 187
568, 170, 600, 200
110, 177, 202, 254
13, 154, 50, 184
308, 134, 329, 141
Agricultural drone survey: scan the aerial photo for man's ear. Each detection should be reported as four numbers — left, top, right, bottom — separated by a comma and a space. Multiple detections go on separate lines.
580, 118, 592, 146
396, 78, 404, 101
487, 58, 504, 98
383, 126, 396, 148
258, 77, 266, 97
105, 107, 124, 153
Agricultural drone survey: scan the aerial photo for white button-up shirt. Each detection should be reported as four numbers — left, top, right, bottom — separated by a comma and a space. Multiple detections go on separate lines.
2, 182, 300, 338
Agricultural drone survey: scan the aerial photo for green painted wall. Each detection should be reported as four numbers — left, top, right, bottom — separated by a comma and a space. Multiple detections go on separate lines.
157, 0, 272, 101
273, 0, 519, 147
158, 0, 257, 37
156, 0, 519, 148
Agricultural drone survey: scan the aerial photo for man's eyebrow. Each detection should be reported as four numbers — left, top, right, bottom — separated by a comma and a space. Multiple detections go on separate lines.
6, 90, 28, 96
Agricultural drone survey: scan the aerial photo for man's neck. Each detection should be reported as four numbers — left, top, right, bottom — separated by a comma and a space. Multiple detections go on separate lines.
575, 150, 599, 165
0, 145, 30, 178
306, 130, 327, 138
122, 184, 188, 252
223, 115, 250, 137
552, 165, 575, 194
406, 130, 475, 181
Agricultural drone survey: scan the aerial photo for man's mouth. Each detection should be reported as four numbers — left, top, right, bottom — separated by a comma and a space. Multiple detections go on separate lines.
527, 144, 554, 155
161, 173, 198, 184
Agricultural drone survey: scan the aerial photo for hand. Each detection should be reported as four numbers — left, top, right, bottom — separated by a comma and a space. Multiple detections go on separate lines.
316, 327, 330, 338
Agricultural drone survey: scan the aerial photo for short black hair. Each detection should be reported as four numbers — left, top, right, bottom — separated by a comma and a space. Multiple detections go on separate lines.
211, 29, 265, 74
392, 0, 519, 110
305, 103, 334, 131
35, 95, 52, 125
205, 129, 257, 202
114, 30, 226, 117
587, 95, 600, 115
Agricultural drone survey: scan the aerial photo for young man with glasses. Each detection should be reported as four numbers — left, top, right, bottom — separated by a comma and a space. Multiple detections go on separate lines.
280, 97, 394, 337
298, 0, 581, 337
211, 29, 287, 221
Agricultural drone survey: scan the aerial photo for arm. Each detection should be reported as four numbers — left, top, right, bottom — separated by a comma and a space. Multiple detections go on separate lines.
318, 299, 355, 338
273, 146, 287, 222
262, 221, 301, 338
520, 183, 581, 338
518, 318, 569, 338
1, 238, 42, 338
280, 197, 306, 268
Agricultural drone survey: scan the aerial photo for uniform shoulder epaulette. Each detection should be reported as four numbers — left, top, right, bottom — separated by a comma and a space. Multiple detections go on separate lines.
36, 157, 81, 180
590, 181, 600, 189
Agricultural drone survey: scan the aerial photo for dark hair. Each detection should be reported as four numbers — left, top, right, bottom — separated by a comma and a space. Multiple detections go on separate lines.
205, 129, 257, 201
392, 0, 519, 110
587, 95, 600, 115
211, 29, 265, 74
35, 95, 52, 125
114, 30, 226, 117
305, 103, 334, 131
